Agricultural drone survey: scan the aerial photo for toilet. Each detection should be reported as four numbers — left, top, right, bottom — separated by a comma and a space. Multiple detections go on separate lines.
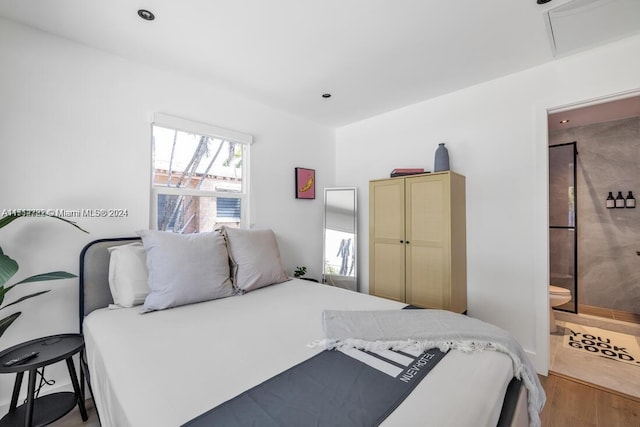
549, 285, 572, 333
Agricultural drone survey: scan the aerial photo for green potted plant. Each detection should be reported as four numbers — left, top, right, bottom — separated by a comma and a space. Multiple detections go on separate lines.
293, 266, 307, 278
0, 211, 88, 339
294, 266, 318, 282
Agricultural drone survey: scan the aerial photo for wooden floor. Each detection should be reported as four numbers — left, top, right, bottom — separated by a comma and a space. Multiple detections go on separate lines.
540, 372, 640, 426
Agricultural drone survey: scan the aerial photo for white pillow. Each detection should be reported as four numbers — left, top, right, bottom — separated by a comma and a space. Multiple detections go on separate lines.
108, 242, 150, 307
137, 230, 235, 312
221, 226, 290, 293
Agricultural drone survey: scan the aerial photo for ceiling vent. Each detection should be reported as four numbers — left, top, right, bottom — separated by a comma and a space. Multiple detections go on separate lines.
544, 0, 640, 56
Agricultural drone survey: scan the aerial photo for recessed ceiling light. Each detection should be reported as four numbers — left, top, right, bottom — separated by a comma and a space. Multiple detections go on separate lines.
322, 93, 331, 99
559, 119, 570, 124
138, 9, 155, 21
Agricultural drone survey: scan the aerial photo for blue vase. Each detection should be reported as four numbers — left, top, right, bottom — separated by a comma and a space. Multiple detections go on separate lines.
434, 143, 449, 172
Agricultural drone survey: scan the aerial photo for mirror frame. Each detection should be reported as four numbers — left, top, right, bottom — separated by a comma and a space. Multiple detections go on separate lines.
322, 187, 358, 291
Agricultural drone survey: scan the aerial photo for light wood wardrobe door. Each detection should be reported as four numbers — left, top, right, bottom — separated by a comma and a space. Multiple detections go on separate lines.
405, 174, 451, 309
369, 179, 406, 302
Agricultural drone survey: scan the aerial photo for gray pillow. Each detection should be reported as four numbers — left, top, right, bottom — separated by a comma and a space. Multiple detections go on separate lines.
221, 226, 290, 293
137, 230, 235, 312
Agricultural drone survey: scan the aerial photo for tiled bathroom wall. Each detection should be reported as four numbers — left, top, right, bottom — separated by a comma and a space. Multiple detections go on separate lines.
550, 116, 640, 315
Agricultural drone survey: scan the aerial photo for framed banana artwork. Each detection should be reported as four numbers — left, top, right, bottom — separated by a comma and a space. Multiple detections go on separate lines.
295, 167, 316, 199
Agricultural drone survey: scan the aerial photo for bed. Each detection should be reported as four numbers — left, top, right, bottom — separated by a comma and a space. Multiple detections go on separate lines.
78, 231, 542, 427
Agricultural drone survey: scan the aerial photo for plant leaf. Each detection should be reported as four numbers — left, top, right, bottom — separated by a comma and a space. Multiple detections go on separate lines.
0, 212, 88, 233
0, 247, 19, 289
0, 312, 21, 339
10, 271, 77, 286
0, 290, 49, 311
1, 271, 75, 303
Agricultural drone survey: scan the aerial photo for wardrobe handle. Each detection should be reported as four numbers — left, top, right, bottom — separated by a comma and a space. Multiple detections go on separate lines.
406, 241, 410, 244
400, 240, 404, 243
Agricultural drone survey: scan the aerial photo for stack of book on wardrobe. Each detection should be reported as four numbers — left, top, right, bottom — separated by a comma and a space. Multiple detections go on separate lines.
390, 168, 428, 177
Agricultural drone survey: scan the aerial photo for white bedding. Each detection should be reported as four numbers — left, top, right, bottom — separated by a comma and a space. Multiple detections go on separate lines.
84, 279, 516, 427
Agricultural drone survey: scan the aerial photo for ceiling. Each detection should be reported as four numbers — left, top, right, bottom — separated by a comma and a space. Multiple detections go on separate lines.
1, 0, 639, 127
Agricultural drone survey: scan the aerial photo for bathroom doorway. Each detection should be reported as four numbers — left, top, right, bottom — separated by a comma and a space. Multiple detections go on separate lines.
546, 94, 640, 397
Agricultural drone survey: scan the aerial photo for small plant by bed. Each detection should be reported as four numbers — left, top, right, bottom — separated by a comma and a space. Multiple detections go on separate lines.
293, 266, 307, 278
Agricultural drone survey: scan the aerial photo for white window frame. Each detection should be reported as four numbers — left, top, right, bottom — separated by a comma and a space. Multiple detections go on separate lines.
150, 113, 253, 230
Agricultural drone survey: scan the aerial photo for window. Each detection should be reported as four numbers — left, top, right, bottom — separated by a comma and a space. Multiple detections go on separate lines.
151, 113, 252, 233
216, 197, 241, 220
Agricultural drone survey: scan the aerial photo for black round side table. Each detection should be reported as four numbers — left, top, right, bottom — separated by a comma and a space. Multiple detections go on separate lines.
0, 333, 88, 427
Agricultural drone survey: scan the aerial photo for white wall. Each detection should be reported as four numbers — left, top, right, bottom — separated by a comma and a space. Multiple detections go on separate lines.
336, 34, 640, 373
0, 17, 334, 405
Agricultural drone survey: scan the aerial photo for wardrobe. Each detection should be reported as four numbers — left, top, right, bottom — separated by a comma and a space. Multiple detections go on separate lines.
369, 171, 467, 313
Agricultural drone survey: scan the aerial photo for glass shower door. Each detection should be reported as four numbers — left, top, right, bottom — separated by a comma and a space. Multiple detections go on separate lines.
549, 142, 577, 313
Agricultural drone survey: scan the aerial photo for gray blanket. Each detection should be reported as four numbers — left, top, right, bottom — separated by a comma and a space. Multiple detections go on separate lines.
314, 309, 546, 427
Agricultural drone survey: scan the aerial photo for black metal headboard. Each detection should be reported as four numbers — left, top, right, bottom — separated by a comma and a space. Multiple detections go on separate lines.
78, 237, 141, 333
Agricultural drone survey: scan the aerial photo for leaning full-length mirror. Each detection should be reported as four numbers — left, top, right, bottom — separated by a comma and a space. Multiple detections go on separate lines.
323, 187, 357, 291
